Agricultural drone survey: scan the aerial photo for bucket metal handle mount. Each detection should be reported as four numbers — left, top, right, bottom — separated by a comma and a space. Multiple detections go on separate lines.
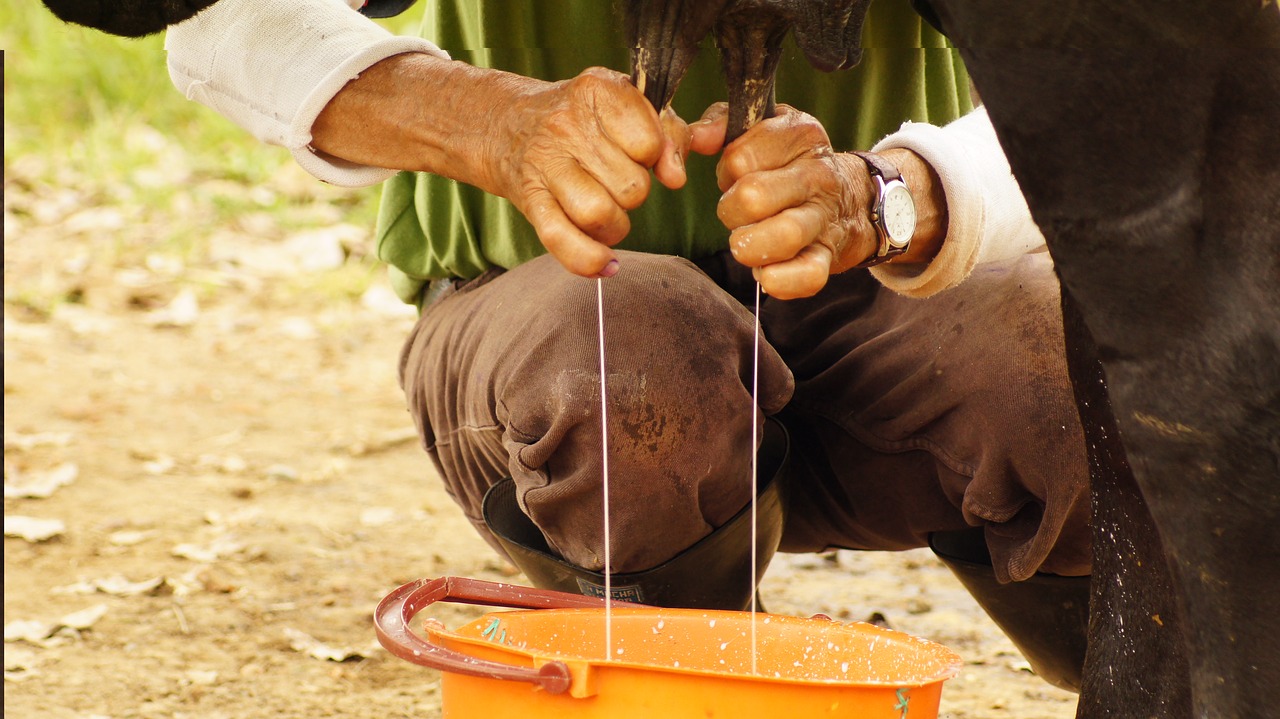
374, 576, 625, 694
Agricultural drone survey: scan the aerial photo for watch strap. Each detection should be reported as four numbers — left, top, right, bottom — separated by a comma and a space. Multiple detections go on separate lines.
851, 150, 903, 182
850, 151, 910, 268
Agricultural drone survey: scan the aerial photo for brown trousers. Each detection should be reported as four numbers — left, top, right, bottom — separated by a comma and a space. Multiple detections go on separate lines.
399, 249, 1091, 584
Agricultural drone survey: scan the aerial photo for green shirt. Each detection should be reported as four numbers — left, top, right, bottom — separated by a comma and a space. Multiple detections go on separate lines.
376, 0, 972, 304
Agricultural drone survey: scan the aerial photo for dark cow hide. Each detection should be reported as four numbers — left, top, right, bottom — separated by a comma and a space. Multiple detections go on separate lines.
38, 0, 417, 37
914, 2, 1280, 717
628, 0, 1279, 716
40, 0, 221, 37
622, 0, 869, 141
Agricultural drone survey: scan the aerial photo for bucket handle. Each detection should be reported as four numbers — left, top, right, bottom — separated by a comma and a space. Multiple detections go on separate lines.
374, 576, 625, 694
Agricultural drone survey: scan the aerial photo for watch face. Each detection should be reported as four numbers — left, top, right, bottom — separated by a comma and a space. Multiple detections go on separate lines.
881, 182, 916, 247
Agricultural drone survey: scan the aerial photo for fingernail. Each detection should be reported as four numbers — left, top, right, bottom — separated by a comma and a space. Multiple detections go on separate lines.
596, 259, 620, 279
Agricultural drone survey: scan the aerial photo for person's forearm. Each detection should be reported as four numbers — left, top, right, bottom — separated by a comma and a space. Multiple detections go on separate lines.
316, 54, 680, 278
869, 106, 1045, 297
164, 0, 448, 187
311, 52, 536, 194
877, 147, 947, 265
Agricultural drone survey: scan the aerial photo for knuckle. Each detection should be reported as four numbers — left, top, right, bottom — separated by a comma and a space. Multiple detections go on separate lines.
797, 272, 827, 298
536, 223, 568, 254
813, 161, 842, 194
575, 67, 610, 88
778, 215, 807, 248
540, 108, 578, 140
615, 171, 651, 210
770, 265, 826, 300
734, 176, 770, 215
576, 68, 632, 101
569, 197, 623, 239
575, 196, 616, 229
720, 144, 751, 177
633, 131, 665, 164
782, 113, 828, 144
602, 214, 631, 245
583, 66, 624, 83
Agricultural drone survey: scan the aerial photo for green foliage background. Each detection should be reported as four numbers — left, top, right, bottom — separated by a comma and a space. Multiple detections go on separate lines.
5, 0, 287, 184
2, 1, 424, 308
2, 1, 423, 229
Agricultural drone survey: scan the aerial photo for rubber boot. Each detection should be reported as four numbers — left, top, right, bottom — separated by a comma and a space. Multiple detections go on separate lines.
483, 418, 789, 611
929, 528, 1089, 692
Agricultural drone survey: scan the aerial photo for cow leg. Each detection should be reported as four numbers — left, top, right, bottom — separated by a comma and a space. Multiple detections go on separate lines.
914, 2, 1280, 711
1059, 290, 1192, 718
1038, 45, 1280, 718
955, 45, 1279, 719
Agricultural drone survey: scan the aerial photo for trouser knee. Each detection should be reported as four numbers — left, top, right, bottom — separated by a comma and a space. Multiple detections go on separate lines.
491, 252, 794, 574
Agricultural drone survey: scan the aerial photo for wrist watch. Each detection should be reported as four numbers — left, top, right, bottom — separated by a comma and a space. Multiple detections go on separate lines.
851, 151, 916, 267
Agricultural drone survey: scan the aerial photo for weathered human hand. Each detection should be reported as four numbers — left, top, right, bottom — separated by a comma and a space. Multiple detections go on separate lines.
694, 103, 946, 299
313, 57, 693, 279
486, 67, 692, 278
707, 104, 877, 298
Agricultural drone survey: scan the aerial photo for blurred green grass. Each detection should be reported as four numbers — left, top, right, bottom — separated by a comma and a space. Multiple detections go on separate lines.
2, 0, 424, 307
4, 0, 283, 186
3, 0, 419, 183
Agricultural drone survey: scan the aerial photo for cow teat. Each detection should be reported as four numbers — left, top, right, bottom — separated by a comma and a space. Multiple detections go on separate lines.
621, 1, 728, 113
621, 0, 871, 141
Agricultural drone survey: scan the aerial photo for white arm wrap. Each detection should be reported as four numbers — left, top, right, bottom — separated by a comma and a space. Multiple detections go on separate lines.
164, 0, 448, 187
869, 106, 1047, 297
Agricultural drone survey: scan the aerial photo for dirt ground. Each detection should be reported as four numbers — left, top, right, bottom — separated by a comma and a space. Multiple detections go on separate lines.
3, 158, 1079, 718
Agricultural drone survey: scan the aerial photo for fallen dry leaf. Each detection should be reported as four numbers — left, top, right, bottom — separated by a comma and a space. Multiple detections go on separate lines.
59, 604, 110, 630
196, 453, 248, 474
3, 621, 56, 645
182, 669, 220, 687
141, 456, 176, 476
3, 432, 74, 452
3, 645, 42, 683
282, 628, 373, 663
144, 288, 200, 327
52, 574, 172, 597
4, 516, 67, 542
171, 535, 245, 563
359, 507, 397, 528
284, 225, 360, 273
275, 317, 318, 341
3, 645, 39, 671
263, 464, 299, 481
4, 462, 79, 499
4, 604, 108, 647
107, 529, 155, 546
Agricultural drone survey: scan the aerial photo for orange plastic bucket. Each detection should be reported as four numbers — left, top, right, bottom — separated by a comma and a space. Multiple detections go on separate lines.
377, 577, 961, 718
